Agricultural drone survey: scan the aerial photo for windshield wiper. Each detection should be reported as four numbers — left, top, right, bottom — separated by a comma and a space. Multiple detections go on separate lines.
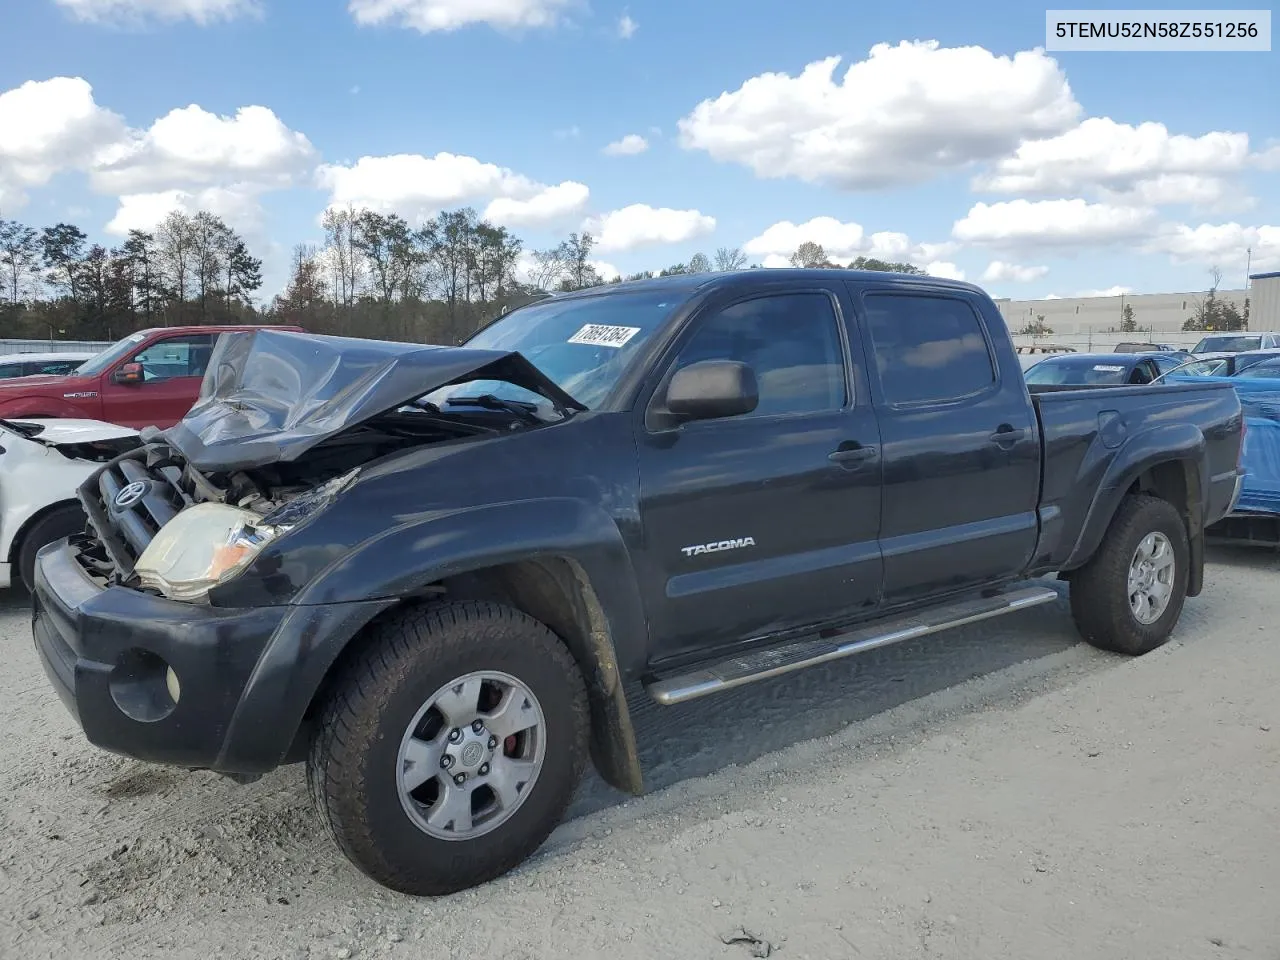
445, 394, 545, 425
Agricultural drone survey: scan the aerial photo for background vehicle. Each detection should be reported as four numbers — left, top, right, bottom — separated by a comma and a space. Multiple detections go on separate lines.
1024, 351, 1188, 386
1015, 343, 1076, 371
0, 325, 303, 429
1155, 349, 1280, 382
1113, 342, 1188, 357
1191, 332, 1280, 354
0, 418, 139, 591
34, 272, 1245, 896
0, 352, 97, 379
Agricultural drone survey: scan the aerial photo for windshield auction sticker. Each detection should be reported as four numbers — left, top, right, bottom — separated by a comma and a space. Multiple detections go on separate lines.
568, 324, 641, 348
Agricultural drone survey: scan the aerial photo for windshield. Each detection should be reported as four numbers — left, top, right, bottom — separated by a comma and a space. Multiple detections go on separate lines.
1234, 359, 1280, 380
425, 289, 684, 411
1024, 358, 1133, 385
74, 332, 148, 377
1159, 358, 1229, 380
1192, 334, 1261, 353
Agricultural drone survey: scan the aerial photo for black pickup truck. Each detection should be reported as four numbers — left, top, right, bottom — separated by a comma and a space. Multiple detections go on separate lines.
33, 270, 1244, 895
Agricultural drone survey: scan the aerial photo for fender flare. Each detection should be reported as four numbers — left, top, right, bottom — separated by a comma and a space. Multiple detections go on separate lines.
219, 498, 649, 793
1062, 422, 1208, 579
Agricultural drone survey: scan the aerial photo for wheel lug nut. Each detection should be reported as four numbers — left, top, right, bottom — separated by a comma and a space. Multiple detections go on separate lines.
478, 763, 489, 776
488, 735, 498, 749
440, 755, 453, 769
471, 720, 484, 734
449, 728, 462, 742
453, 773, 466, 785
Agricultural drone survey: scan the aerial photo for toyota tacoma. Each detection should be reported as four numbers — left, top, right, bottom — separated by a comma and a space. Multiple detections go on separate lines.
33, 270, 1245, 895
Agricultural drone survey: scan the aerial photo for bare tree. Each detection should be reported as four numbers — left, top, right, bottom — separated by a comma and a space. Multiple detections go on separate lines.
529, 246, 567, 292
322, 205, 364, 310
0, 218, 40, 303
713, 246, 747, 271
156, 211, 197, 306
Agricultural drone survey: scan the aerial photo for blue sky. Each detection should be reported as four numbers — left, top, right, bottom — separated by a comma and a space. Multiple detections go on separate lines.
2, 0, 1277, 299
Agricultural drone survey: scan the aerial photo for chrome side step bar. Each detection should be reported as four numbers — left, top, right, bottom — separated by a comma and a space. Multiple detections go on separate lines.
645, 585, 1060, 706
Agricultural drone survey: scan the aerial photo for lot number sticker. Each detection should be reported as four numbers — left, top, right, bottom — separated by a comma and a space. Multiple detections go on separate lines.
568, 324, 641, 348
1093, 364, 1126, 372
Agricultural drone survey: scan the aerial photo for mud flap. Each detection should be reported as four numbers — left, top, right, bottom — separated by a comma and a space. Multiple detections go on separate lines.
1187, 527, 1204, 597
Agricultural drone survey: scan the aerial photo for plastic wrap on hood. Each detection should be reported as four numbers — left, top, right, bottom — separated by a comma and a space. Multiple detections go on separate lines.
158, 329, 582, 472
1230, 379, 1280, 514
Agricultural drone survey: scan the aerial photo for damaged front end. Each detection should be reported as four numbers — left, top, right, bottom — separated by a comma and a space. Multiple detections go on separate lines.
72, 329, 582, 600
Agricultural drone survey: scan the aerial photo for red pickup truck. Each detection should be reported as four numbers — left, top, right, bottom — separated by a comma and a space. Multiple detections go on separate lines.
0, 325, 302, 429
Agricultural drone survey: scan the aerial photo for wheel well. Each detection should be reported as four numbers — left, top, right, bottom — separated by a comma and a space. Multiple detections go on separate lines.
1128, 460, 1197, 526
7, 499, 84, 564
296, 557, 643, 795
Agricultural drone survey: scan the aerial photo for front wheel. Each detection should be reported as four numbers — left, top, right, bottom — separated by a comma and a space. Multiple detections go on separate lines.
1069, 494, 1190, 656
307, 601, 590, 896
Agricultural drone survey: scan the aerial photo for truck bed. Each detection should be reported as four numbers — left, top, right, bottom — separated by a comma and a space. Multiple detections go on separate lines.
1028, 379, 1243, 574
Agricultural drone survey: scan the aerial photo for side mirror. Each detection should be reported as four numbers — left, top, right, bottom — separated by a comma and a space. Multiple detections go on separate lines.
666, 360, 758, 423
113, 362, 144, 385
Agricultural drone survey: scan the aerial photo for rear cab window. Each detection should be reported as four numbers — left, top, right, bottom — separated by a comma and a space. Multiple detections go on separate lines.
859, 292, 996, 404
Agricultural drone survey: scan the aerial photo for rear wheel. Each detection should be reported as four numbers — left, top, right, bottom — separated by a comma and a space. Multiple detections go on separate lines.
1069, 494, 1189, 655
17, 503, 86, 592
307, 601, 589, 896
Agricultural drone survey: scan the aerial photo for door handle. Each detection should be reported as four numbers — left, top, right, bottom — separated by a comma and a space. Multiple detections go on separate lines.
829, 442, 878, 466
989, 426, 1026, 445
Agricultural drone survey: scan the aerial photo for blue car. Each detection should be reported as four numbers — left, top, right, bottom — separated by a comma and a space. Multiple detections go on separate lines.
1164, 354, 1280, 543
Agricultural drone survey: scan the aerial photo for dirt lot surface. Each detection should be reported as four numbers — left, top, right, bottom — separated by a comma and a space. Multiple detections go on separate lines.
2, 551, 1278, 960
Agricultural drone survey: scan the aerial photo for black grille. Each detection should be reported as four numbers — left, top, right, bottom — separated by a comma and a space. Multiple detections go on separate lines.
77, 444, 199, 582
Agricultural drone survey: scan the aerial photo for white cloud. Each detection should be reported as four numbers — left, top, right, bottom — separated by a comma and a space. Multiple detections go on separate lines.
953, 199, 1157, 248
319, 152, 588, 227
348, 0, 574, 32
591, 259, 621, 280
53, 0, 259, 24
677, 41, 1079, 189
602, 134, 649, 157
0, 77, 126, 207
925, 262, 965, 281
584, 204, 716, 252
93, 104, 316, 194
743, 216, 956, 266
974, 118, 1257, 211
1145, 222, 1280, 271
105, 184, 264, 235
483, 180, 589, 228
617, 13, 637, 38
983, 261, 1050, 283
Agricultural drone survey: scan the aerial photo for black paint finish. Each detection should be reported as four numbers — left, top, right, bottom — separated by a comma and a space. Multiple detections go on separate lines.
33, 269, 1245, 783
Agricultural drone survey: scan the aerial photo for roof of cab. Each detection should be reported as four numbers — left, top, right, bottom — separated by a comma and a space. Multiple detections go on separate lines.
541, 267, 985, 303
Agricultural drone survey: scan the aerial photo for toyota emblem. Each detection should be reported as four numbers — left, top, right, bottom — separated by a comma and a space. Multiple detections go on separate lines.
114, 480, 148, 509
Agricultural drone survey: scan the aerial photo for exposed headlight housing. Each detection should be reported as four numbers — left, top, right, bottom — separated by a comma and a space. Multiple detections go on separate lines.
134, 468, 359, 602
134, 503, 281, 602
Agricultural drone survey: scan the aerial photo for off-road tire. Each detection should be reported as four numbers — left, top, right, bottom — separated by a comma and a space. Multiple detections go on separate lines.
17, 503, 86, 593
1069, 494, 1189, 656
307, 600, 590, 896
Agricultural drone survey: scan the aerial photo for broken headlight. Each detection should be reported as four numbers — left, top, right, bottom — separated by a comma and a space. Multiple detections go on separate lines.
134, 468, 360, 602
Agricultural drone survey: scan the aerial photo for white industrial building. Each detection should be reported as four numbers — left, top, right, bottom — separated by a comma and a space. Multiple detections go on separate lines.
995, 273, 1280, 350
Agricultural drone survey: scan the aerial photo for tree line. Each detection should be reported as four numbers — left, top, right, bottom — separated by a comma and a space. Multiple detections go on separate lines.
2, 204, 934, 346
0, 211, 263, 341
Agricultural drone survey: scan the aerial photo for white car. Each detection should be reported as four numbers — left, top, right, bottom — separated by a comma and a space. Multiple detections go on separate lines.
0, 351, 97, 380
0, 418, 139, 591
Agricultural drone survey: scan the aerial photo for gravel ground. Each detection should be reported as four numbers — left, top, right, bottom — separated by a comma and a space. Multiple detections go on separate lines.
2, 551, 1278, 959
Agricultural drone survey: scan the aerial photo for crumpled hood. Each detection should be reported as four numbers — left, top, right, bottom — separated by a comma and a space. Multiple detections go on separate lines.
157, 329, 584, 473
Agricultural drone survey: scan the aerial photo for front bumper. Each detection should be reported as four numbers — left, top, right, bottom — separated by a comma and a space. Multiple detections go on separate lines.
33, 540, 289, 770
